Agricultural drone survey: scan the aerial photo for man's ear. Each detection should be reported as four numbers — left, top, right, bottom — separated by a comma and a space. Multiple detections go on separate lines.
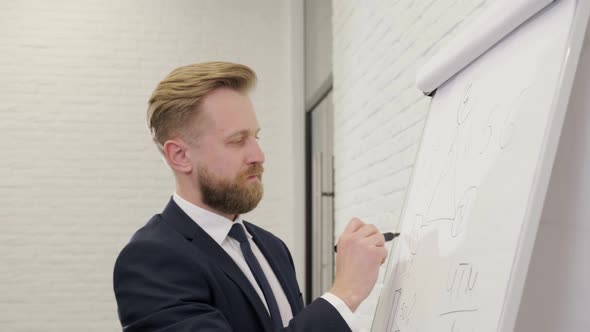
163, 138, 193, 173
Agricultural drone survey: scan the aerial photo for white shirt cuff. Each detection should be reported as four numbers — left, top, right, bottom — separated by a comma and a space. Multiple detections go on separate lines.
321, 292, 361, 332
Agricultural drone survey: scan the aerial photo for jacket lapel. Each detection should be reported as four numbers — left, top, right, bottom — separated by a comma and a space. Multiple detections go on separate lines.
244, 221, 303, 316
161, 199, 274, 332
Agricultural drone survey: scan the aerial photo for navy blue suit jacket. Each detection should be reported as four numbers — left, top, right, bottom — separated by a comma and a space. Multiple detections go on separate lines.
113, 199, 351, 331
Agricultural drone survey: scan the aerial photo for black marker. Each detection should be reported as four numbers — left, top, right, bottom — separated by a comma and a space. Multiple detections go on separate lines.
334, 232, 400, 252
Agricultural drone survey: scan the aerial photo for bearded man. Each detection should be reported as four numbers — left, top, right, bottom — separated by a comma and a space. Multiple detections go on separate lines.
113, 62, 387, 332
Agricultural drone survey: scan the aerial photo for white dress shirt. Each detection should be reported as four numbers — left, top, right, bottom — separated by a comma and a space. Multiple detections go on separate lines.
173, 193, 359, 330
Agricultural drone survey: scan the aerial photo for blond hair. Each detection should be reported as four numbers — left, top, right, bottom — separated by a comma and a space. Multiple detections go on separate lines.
147, 61, 257, 153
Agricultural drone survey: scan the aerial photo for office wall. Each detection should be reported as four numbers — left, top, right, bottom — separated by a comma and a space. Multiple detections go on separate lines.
332, 0, 491, 328
0, 1, 303, 331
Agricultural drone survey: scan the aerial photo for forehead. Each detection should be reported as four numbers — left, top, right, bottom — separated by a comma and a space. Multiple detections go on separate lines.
199, 87, 259, 135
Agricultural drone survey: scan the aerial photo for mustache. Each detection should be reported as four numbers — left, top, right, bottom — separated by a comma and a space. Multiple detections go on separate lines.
240, 163, 264, 179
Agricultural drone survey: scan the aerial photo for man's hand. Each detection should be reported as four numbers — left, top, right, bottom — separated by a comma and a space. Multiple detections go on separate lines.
329, 218, 388, 312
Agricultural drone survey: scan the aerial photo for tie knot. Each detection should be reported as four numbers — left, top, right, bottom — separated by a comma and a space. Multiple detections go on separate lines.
229, 223, 249, 243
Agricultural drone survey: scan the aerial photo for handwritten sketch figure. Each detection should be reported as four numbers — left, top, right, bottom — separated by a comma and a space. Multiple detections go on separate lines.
500, 88, 530, 149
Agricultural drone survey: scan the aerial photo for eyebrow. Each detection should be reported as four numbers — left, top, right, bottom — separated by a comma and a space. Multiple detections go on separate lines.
225, 128, 260, 141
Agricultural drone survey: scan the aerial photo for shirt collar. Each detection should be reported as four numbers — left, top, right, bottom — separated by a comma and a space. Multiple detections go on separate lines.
172, 192, 250, 245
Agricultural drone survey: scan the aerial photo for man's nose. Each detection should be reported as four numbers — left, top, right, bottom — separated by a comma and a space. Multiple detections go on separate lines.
246, 138, 265, 164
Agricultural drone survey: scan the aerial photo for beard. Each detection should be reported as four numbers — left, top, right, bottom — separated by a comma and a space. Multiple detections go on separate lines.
198, 163, 264, 215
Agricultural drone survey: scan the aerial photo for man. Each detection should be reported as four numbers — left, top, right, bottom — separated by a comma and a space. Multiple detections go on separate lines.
113, 62, 388, 331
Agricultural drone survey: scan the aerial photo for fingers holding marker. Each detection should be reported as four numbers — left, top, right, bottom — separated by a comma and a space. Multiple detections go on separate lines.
363, 231, 386, 247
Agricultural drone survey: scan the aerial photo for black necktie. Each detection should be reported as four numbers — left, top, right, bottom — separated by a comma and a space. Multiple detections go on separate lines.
229, 223, 283, 329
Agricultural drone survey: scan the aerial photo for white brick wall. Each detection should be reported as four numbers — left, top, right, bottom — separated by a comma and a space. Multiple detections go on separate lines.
0, 1, 302, 331
332, 0, 492, 329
